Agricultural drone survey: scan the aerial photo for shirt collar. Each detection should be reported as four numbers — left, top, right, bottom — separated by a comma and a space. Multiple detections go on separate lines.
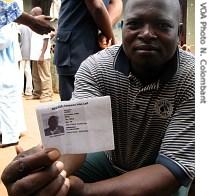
113, 45, 179, 84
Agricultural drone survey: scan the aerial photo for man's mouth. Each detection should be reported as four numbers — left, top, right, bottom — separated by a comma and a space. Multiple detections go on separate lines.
133, 45, 159, 55
134, 44, 159, 51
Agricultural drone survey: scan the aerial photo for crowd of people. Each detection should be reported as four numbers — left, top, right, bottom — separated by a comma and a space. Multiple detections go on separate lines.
0, 0, 194, 195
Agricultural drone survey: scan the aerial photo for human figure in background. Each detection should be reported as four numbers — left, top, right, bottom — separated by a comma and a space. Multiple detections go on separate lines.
0, 0, 53, 147
18, 24, 33, 97
29, 7, 53, 103
54, 0, 123, 101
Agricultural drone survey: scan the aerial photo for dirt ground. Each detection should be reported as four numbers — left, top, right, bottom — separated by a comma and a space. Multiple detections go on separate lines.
0, 94, 60, 195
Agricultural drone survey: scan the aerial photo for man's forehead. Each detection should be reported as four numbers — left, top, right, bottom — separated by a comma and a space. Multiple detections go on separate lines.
124, 0, 180, 18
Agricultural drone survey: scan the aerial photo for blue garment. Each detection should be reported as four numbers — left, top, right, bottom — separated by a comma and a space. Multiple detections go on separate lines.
0, 0, 22, 28
54, 0, 109, 76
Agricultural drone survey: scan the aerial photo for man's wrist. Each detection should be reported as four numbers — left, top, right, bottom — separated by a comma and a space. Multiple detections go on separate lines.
15, 12, 35, 28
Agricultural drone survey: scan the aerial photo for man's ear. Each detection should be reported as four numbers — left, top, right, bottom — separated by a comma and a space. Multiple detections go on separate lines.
178, 23, 183, 37
177, 23, 183, 44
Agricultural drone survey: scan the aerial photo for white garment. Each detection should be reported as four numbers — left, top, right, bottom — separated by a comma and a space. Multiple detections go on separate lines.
0, 24, 26, 144
50, 0, 61, 19
30, 32, 51, 60
19, 60, 33, 95
11, 22, 22, 63
18, 24, 32, 60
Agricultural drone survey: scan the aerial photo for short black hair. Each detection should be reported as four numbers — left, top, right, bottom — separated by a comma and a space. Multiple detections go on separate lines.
48, 115, 58, 123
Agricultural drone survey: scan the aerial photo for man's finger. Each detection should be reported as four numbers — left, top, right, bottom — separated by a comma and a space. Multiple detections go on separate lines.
11, 162, 64, 195
1, 149, 60, 184
43, 15, 52, 21
56, 178, 70, 196
15, 145, 24, 155
14, 145, 43, 160
35, 170, 67, 196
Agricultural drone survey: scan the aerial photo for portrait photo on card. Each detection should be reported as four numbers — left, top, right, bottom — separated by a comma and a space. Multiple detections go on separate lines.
42, 113, 65, 137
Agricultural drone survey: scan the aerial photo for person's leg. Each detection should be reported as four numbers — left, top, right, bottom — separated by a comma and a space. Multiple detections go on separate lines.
31, 60, 41, 98
73, 152, 118, 183
58, 75, 75, 101
38, 59, 53, 101
18, 60, 25, 95
24, 60, 33, 96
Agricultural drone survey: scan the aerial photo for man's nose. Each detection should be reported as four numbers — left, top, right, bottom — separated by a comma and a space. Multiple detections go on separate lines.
137, 24, 157, 40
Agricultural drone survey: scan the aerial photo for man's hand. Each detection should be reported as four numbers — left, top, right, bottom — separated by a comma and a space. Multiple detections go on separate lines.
30, 15, 54, 35
68, 176, 87, 196
15, 12, 54, 35
98, 33, 115, 49
1, 146, 70, 196
38, 54, 44, 64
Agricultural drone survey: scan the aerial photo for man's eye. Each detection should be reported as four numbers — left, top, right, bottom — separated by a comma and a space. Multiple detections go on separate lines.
157, 23, 172, 30
126, 21, 143, 29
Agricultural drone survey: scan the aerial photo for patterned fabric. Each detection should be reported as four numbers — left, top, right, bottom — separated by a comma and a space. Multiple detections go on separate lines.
0, 0, 22, 28
72, 45, 195, 186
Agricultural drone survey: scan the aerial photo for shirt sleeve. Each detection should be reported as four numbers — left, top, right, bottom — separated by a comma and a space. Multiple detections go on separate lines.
0, 1, 22, 28
156, 95, 195, 186
72, 55, 103, 100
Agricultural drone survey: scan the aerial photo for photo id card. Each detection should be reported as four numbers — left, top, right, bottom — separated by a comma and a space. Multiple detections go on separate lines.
36, 96, 114, 154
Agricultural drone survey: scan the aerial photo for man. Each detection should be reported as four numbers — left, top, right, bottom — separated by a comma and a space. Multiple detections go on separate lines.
44, 116, 64, 136
29, 7, 53, 102
54, 0, 123, 100
1, 0, 194, 195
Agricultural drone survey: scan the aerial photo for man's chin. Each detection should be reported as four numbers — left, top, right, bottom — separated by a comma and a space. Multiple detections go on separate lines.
133, 59, 162, 68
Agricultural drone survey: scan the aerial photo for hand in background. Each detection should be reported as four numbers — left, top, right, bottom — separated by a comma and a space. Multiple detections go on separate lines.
30, 15, 54, 35
98, 33, 115, 49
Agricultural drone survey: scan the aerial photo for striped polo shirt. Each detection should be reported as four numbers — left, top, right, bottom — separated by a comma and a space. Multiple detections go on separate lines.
72, 45, 195, 186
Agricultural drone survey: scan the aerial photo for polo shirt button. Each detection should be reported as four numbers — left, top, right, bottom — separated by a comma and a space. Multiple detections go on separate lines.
130, 78, 135, 84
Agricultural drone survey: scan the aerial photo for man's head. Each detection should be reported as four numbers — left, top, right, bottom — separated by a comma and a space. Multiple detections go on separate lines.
48, 116, 58, 130
122, 0, 182, 79
31, 7, 42, 16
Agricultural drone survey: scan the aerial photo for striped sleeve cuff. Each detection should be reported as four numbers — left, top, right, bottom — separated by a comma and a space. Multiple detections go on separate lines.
156, 154, 192, 186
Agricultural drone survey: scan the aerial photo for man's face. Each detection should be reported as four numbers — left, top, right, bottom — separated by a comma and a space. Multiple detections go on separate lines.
122, 0, 181, 76
48, 117, 58, 129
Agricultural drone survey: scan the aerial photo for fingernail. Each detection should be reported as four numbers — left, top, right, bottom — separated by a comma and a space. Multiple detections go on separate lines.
47, 150, 60, 160
60, 170, 67, 178
56, 161, 64, 171
64, 178, 70, 188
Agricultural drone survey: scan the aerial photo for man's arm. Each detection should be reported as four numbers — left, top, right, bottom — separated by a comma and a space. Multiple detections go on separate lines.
85, 0, 115, 45
38, 36, 49, 62
0, 1, 53, 34
15, 13, 54, 35
71, 164, 179, 196
107, 0, 123, 26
